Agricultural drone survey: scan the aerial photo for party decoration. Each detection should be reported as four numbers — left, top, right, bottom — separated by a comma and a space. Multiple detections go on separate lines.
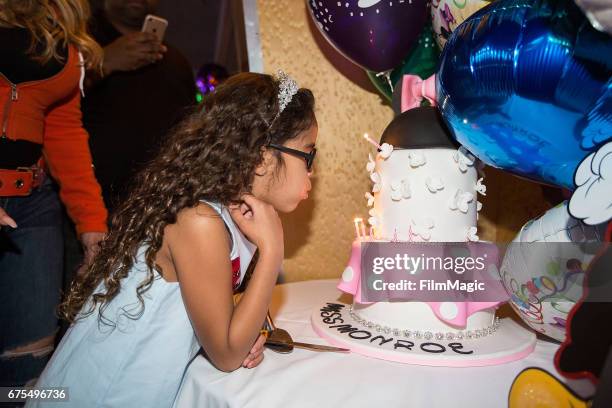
556, 222, 612, 382
401, 74, 436, 111
307, 0, 428, 72
569, 140, 612, 225
435, 0, 612, 190
195, 63, 229, 102
366, 24, 440, 101
500, 202, 605, 342
508, 368, 590, 408
431, 0, 493, 50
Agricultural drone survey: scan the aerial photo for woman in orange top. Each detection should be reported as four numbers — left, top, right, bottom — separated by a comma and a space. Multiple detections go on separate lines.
0, 0, 107, 387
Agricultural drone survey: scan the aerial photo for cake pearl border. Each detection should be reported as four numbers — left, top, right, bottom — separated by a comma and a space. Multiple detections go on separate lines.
349, 305, 501, 341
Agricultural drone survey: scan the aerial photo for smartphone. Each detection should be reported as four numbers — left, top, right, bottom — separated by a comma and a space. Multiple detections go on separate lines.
141, 14, 168, 42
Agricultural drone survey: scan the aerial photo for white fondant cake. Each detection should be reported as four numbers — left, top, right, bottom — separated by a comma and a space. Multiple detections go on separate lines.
313, 107, 536, 366
371, 148, 480, 242
351, 143, 496, 335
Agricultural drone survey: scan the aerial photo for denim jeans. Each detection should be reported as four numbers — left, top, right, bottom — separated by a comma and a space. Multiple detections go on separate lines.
0, 178, 63, 387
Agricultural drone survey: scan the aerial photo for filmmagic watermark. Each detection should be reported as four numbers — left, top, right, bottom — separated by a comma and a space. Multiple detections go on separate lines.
359, 241, 611, 303
360, 242, 505, 302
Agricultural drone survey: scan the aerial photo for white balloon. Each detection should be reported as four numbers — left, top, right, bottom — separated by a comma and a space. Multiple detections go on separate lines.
500, 201, 606, 342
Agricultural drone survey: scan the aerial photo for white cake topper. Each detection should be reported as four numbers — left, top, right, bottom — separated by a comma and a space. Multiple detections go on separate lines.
370, 172, 382, 192
449, 189, 474, 213
453, 146, 476, 172
390, 179, 411, 201
425, 176, 445, 193
366, 153, 376, 173
408, 151, 427, 167
390, 181, 402, 201
368, 207, 379, 227
467, 226, 480, 242
411, 218, 434, 241
475, 178, 487, 195
378, 143, 394, 159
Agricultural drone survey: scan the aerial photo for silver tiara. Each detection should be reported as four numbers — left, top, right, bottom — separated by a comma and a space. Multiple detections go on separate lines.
275, 70, 299, 118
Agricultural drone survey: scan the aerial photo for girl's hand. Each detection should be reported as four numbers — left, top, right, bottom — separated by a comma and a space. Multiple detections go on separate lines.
0, 207, 17, 228
242, 333, 266, 369
229, 195, 284, 261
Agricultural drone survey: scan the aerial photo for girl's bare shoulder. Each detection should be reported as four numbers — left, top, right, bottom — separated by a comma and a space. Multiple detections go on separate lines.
165, 202, 229, 247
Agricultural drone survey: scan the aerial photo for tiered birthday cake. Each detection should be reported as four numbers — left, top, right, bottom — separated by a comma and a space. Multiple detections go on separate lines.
312, 107, 536, 366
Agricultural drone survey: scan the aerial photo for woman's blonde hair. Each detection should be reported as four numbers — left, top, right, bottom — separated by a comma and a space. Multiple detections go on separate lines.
0, 0, 102, 69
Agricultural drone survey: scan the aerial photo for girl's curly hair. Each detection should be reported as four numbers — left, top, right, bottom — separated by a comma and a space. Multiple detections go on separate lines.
59, 72, 315, 325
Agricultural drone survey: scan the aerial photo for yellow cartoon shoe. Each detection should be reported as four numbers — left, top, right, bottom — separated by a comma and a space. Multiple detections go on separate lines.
509, 368, 590, 408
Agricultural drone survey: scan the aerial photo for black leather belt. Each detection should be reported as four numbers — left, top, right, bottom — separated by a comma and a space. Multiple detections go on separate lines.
0, 138, 42, 169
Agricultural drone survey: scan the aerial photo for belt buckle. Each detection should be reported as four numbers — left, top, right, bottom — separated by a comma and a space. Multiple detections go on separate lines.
17, 166, 44, 188
15, 167, 35, 193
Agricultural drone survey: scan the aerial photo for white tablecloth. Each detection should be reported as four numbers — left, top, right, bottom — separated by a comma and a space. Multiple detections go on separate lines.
173, 280, 594, 408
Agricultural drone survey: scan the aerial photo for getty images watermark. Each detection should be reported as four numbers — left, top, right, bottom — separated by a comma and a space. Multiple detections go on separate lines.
359, 241, 610, 303
361, 242, 507, 302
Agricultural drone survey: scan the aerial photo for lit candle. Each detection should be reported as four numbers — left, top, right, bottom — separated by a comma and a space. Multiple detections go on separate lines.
363, 133, 381, 149
360, 220, 366, 238
354, 218, 362, 240
369, 226, 375, 239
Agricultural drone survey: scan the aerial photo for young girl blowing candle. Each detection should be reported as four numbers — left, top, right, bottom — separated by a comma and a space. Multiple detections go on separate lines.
27, 71, 317, 407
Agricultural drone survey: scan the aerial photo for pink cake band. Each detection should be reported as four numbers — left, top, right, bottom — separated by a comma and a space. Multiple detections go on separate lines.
337, 241, 372, 304
426, 301, 501, 327
337, 240, 501, 326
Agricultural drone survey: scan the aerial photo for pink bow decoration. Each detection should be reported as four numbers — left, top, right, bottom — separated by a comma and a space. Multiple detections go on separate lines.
428, 301, 501, 327
401, 74, 437, 112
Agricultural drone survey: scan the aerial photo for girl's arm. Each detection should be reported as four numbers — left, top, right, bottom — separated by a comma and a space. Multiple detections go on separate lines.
168, 198, 283, 372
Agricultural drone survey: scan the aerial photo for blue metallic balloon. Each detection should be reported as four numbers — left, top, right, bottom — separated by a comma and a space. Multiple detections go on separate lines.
437, 0, 612, 189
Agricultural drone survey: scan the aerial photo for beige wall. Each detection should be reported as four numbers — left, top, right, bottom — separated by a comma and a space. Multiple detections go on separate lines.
257, 0, 555, 282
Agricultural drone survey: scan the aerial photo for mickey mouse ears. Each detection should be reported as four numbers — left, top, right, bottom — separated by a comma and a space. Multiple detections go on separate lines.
380, 106, 459, 150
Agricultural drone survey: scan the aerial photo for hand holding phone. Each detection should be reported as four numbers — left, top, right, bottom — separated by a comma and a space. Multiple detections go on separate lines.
102, 18, 168, 75
142, 14, 168, 43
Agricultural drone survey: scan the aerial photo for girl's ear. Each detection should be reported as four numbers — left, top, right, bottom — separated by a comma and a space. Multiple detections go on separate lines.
255, 148, 277, 177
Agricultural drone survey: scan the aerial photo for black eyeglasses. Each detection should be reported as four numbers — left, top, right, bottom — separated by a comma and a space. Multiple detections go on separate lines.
268, 143, 317, 172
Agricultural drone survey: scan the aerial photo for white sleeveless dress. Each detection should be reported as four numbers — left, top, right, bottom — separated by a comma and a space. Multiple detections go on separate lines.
27, 201, 256, 408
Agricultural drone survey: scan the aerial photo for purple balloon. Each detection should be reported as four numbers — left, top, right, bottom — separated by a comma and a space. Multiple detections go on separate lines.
308, 0, 428, 73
